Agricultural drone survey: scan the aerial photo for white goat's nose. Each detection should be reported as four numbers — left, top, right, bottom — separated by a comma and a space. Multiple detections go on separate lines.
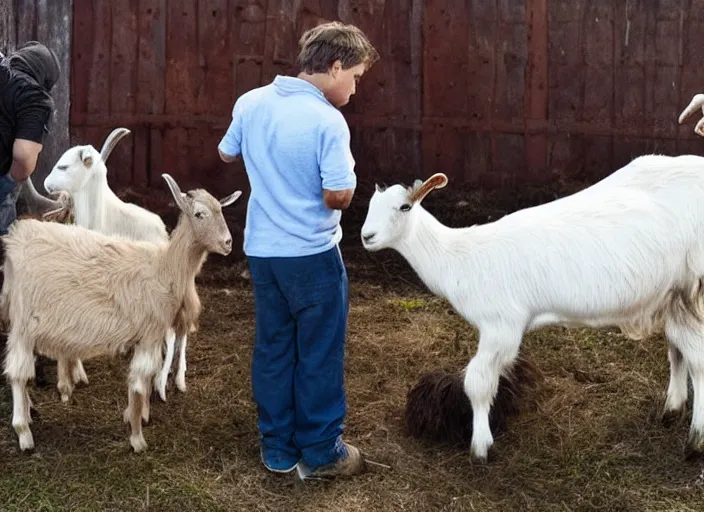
362, 232, 376, 243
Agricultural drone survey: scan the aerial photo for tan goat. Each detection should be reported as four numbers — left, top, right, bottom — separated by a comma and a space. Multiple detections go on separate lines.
0, 174, 241, 452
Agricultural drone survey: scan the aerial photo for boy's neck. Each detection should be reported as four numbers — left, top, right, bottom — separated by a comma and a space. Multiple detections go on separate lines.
296, 71, 332, 99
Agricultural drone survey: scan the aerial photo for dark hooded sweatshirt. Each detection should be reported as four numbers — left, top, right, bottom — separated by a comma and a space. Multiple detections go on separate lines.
0, 41, 60, 176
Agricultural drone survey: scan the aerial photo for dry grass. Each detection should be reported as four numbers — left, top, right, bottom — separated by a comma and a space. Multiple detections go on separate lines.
1, 182, 704, 511
0, 257, 703, 512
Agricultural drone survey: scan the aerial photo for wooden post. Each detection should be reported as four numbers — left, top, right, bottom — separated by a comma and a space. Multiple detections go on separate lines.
525, 0, 549, 182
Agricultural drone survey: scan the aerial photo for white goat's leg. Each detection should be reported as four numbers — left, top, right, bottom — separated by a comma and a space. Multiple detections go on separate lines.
56, 358, 75, 403
175, 333, 188, 393
688, 361, 704, 459
153, 328, 176, 402
72, 359, 89, 385
665, 314, 704, 459
5, 333, 36, 451
125, 342, 161, 452
662, 343, 689, 427
463, 326, 523, 462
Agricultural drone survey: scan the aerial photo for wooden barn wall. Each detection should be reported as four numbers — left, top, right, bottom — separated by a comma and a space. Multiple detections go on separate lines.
69, 0, 704, 197
1, 0, 72, 186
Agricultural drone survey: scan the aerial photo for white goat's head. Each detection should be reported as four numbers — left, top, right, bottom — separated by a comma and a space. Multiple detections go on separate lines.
361, 173, 448, 251
44, 127, 131, 195
44, 144, 104, 195
162, 174, 242, 256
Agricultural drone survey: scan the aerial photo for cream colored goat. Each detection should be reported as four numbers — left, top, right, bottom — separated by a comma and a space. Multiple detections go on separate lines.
1, 174, 241, 453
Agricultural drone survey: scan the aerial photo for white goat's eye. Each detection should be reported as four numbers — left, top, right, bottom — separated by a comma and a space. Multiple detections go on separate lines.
400, 203, 412, 212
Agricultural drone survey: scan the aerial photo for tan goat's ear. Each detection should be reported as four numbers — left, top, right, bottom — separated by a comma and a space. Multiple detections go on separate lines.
162, 173, 190, 212
220, 190, 242, 207
409, 173, 448, 203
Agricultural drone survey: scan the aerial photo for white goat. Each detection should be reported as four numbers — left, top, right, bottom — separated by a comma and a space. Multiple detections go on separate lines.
679, 94, 704, 137
361, 154, 704, 462
1, 173, 241, 452
43, 128, 186, 402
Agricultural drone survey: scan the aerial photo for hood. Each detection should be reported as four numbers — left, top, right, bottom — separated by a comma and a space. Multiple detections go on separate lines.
6, 41, 60, 92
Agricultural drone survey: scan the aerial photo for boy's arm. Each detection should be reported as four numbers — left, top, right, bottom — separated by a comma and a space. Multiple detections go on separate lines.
320, 119, 356, 211
323, 188, 354, 210
218, 101, 243, 162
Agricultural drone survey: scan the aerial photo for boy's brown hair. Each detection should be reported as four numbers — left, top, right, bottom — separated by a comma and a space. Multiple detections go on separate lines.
297, 21, 379, 74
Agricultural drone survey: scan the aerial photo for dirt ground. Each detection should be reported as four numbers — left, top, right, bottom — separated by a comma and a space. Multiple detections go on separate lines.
1, 184, 704, 511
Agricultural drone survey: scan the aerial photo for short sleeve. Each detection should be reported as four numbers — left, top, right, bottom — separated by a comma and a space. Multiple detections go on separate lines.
218, 99, 243, 158
319, 118, 356, 191
13, 87, 51, 144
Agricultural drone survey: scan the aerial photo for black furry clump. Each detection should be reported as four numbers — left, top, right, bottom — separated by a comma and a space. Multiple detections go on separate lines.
404, 356, 542, 446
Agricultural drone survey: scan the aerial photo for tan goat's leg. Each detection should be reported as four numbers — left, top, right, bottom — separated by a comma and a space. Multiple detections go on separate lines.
175, 332, 188, 393
56, 358, 74, 403
5, 333, 36, 451
125, 342, 161, 452
72, 359, 89, 385
153, 328, 176, 402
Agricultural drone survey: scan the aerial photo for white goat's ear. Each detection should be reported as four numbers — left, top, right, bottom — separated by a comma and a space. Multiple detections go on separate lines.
80, 149, 93, 168
220, 190, 242, 207
409, 173, 448, 203
162, 173, 190, 212
375, 183, 383, 193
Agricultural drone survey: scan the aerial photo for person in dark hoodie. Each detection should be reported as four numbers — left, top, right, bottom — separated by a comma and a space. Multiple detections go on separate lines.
0, 41, 61, 234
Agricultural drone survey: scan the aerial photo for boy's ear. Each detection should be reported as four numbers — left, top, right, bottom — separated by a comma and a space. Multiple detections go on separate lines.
331, 59, 343, 76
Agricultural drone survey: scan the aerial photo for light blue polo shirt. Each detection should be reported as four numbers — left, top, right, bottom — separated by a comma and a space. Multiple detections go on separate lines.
218, 75, 357, 258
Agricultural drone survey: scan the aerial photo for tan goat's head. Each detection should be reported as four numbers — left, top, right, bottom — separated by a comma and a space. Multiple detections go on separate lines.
162, 173, 242, 256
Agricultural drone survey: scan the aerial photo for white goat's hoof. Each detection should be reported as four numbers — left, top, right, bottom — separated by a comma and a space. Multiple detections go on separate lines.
16, 427, 34, 451
130, 434, 148, 453
470, 442, 492, 463
176, 373, 186, 393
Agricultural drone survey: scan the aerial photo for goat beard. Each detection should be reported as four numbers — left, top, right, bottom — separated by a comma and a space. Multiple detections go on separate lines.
403, 354, 543, 447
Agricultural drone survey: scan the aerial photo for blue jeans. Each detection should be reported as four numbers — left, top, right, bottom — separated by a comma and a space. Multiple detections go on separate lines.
0, 186, 19, 236
247, 245, 349, 471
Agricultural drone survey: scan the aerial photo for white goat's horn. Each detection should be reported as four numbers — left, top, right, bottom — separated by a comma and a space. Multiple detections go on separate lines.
100, 127, 131, 163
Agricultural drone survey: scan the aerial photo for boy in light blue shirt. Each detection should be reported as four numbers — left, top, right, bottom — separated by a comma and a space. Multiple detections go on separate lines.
218, 21, 379, 479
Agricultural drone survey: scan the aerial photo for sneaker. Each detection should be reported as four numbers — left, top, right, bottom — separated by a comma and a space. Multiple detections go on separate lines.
260, 446, 300, 474
301, 442, 366, 479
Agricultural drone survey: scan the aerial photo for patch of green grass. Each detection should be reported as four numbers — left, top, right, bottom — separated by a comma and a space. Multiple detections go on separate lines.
388, 297, 427, 310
